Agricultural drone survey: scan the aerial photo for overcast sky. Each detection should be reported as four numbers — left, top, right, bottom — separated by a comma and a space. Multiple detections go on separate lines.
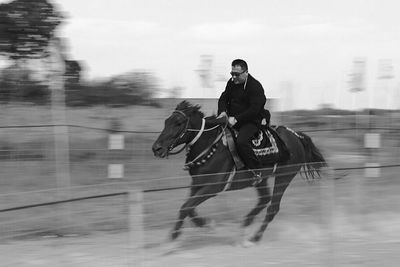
2, 0, 400, 109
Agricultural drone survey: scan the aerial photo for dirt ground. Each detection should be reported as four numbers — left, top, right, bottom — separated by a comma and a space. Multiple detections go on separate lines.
2, 210, 400, 266
2, 168, 400, 266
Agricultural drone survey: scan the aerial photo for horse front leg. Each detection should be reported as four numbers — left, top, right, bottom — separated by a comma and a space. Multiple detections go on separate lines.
186, 186, 211, 228
170, 185, 218, 241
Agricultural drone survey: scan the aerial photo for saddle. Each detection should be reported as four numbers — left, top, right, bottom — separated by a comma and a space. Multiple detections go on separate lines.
224, 125, 290, 170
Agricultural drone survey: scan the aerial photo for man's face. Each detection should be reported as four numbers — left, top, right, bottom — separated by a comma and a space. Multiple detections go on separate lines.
230, 65, 248, 84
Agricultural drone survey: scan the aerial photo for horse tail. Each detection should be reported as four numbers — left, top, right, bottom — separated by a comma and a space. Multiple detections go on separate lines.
298, 131, 327, 180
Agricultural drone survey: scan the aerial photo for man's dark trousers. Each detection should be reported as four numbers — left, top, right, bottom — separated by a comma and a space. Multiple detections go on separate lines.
235, 123, 261, 171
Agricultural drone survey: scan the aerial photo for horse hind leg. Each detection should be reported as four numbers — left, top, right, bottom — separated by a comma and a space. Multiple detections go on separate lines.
238, 179, 271, 247
242, 179, 271, 227
249, 172, 296, 243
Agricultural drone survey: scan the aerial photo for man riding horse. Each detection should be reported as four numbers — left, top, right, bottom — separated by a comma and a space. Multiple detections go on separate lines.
218, 59, 271, 185
152, 99, 327, 244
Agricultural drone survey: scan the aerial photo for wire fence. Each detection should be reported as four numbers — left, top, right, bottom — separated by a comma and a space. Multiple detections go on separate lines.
1, 119, 399, 207
1, 111, 400, 266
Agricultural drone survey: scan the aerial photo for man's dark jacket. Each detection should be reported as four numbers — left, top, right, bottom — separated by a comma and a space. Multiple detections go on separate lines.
218, 74, 266, 128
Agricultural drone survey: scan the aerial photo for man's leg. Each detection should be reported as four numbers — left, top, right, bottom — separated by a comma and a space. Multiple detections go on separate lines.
236, 123, 262, 185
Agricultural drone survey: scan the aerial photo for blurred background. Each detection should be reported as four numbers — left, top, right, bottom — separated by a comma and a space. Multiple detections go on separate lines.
0, 0, 400, 266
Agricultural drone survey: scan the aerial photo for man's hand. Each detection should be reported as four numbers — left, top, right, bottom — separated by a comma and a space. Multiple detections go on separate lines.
217, 111, 227, 119
228, 117, 237, 126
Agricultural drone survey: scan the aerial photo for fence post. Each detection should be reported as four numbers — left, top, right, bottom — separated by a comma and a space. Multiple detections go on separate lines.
49, 38, 69, 185
364, 133, 381, 178
108, 118, 125, 179
108, 132, 125, 179
48, 37, 73, 234
128, 190, 144, 266
320, 167, 338, 266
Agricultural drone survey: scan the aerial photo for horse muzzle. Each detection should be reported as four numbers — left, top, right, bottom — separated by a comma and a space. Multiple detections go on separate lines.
152, 142, 168, 158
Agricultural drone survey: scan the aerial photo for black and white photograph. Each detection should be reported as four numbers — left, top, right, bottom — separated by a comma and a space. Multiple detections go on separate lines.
1, 0, 400, 266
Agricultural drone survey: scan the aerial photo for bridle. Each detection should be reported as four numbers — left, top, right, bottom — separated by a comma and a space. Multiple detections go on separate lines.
167, 110, 224, 156
167, 110, 190, 155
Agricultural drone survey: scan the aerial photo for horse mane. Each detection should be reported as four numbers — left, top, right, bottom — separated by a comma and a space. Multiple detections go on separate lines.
175, 100, 204, 117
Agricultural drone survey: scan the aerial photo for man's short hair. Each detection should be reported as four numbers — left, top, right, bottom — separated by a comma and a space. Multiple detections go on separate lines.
231, 59, 248, 71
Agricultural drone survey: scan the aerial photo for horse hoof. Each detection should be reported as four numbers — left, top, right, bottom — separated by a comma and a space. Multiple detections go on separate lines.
171, 230, 181, 240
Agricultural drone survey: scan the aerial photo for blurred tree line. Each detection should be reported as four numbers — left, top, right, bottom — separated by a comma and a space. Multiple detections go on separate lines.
0, 0, 159, 106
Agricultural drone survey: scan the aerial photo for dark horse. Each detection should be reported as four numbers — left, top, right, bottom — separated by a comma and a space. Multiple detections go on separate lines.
152, 101, 327, 245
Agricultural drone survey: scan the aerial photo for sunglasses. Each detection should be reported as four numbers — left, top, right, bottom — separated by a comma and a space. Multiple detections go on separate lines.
230, 71, 246, 77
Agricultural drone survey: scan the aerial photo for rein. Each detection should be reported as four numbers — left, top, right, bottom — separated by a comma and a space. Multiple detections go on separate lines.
188, 118, 205, 146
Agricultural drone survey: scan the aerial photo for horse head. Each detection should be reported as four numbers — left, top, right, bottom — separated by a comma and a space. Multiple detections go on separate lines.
152, 101, 204, 158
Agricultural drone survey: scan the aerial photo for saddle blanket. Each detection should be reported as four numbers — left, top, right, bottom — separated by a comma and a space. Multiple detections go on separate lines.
251, 129, 279, 157
228, 127, 290, 166
251, 128, 288, 165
